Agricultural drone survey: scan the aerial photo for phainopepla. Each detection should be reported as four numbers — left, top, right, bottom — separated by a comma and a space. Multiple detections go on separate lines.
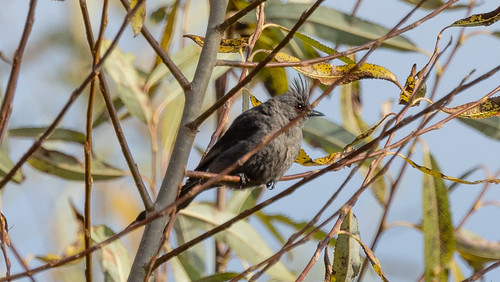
178, 78, 323, 209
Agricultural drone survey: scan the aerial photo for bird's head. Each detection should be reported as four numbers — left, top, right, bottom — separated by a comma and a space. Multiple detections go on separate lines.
275, 77, 324, 123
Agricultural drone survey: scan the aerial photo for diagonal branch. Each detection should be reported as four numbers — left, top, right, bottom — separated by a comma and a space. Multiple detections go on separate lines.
0, 0, 148, 192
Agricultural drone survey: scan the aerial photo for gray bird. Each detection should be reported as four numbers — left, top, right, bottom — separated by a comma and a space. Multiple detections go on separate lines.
178, 78, 323, 209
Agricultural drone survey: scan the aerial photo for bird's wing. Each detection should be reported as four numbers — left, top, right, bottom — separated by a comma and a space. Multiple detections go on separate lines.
196, 109, 267, 172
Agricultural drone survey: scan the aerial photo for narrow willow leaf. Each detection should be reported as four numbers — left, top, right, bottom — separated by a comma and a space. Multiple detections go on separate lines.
332, 210, 362, 282
395, 152, 500, 185
174, 216, 205, 281
295, 148, 339, 166
180, 204, 295, 281
449, 5, 500, 27
102, 40, 151, 124
159, 85, 185, 164
226, 189, 260, 214
442, 96, 500, 119
130, 0, 146, 36
399, 64, 427, 106
458, 116, 500, 140
270, 24, 355, 64
257, 212, 336, 246
36, 233, 85, 264
456, 229, 500, 272
166, 244, 194, 282
401, 0, 468, 9
422, 149, 455, 282
243, 2, 419, 52
253, 29, 289, 96
184, 34, 249, 53
0, 150, 24, 183
156, 0, 180, 65
340, 80, 388, 205
303, 118, 357, 154
92, 97, 125, 128
28, 147, 127, 181
9, 127, 86, 144
336, 230, 389, 282
91, 225, 131, 282
449, 259, 465, 281
196, 273, 239, 282
273, 52, 398, 85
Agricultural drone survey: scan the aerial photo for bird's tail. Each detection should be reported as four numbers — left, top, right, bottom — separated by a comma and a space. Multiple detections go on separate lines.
177, 178, 200, 210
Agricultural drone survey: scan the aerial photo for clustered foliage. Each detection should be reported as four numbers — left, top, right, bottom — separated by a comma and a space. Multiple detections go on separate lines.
0, 0, 499, 281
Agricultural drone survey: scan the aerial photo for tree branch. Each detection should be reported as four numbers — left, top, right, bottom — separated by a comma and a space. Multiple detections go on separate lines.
127, 0, 228, 280
0, 0, 37, 145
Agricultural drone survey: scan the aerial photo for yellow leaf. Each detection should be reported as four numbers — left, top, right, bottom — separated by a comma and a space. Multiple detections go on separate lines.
295, 148, 339, 166
247, 92, 261, 107
399, 64, 426, 106
449, 5, 500, 27
442, 96, 500, 119
273, 52, 398, 85
130, 0, 146, 36
184, 34, 249, 53
392, 152, 500, 185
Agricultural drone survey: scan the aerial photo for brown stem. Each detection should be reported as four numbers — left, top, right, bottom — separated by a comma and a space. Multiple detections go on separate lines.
0, 0, 37, 145
0, 0, 148, 193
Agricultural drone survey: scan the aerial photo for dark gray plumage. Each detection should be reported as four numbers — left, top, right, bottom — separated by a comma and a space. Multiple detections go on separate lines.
178, 78, 323, 209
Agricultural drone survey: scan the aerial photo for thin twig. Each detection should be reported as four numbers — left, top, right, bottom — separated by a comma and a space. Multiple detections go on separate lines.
188, 0, 327, 130
0, 0, 149, 202
119, 0, 191, 92
0, 0, 38, 144
216, 0, 267, 32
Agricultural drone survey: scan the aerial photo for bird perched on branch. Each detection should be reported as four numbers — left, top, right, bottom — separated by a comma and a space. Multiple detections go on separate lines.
178, 78, 323, 209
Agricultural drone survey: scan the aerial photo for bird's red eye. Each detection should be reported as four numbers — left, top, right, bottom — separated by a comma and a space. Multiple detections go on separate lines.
295, 104, 304, 110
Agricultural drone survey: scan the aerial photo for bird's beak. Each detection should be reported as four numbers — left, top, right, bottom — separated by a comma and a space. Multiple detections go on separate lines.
308, 109, 324, 117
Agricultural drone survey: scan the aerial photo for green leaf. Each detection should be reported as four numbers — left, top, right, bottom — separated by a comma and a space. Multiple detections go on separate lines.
102, 39, 152, 124
159, 85, 185, 163
456, 229, 500, 272
422, 149, 455, 282
226, 188, 261, 214
179, 204, 295, 281
28, 147, 127, 181
400, 0, 468, 10
256, 212, 336, 246
269, 24, 355, 64
92, 97, 125, 128
458, 116, 500, 140
173, 215, 206, 280
340, 81, 387, 204
252, 28, 289, 96
332, 210, 362, 281
303, 118, 357, 153
243, 1, 419, 52
91, 225, 131, 282
194, 272, 239, 282
165, 244, 195, 282
9, 127, 86, 144
0, 150, 24, 184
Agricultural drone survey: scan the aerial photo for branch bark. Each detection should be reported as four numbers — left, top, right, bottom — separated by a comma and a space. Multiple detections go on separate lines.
127, 0, 229, 280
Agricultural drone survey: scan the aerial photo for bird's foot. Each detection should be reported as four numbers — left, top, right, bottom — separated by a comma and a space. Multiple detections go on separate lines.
266, 181, 276, 190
